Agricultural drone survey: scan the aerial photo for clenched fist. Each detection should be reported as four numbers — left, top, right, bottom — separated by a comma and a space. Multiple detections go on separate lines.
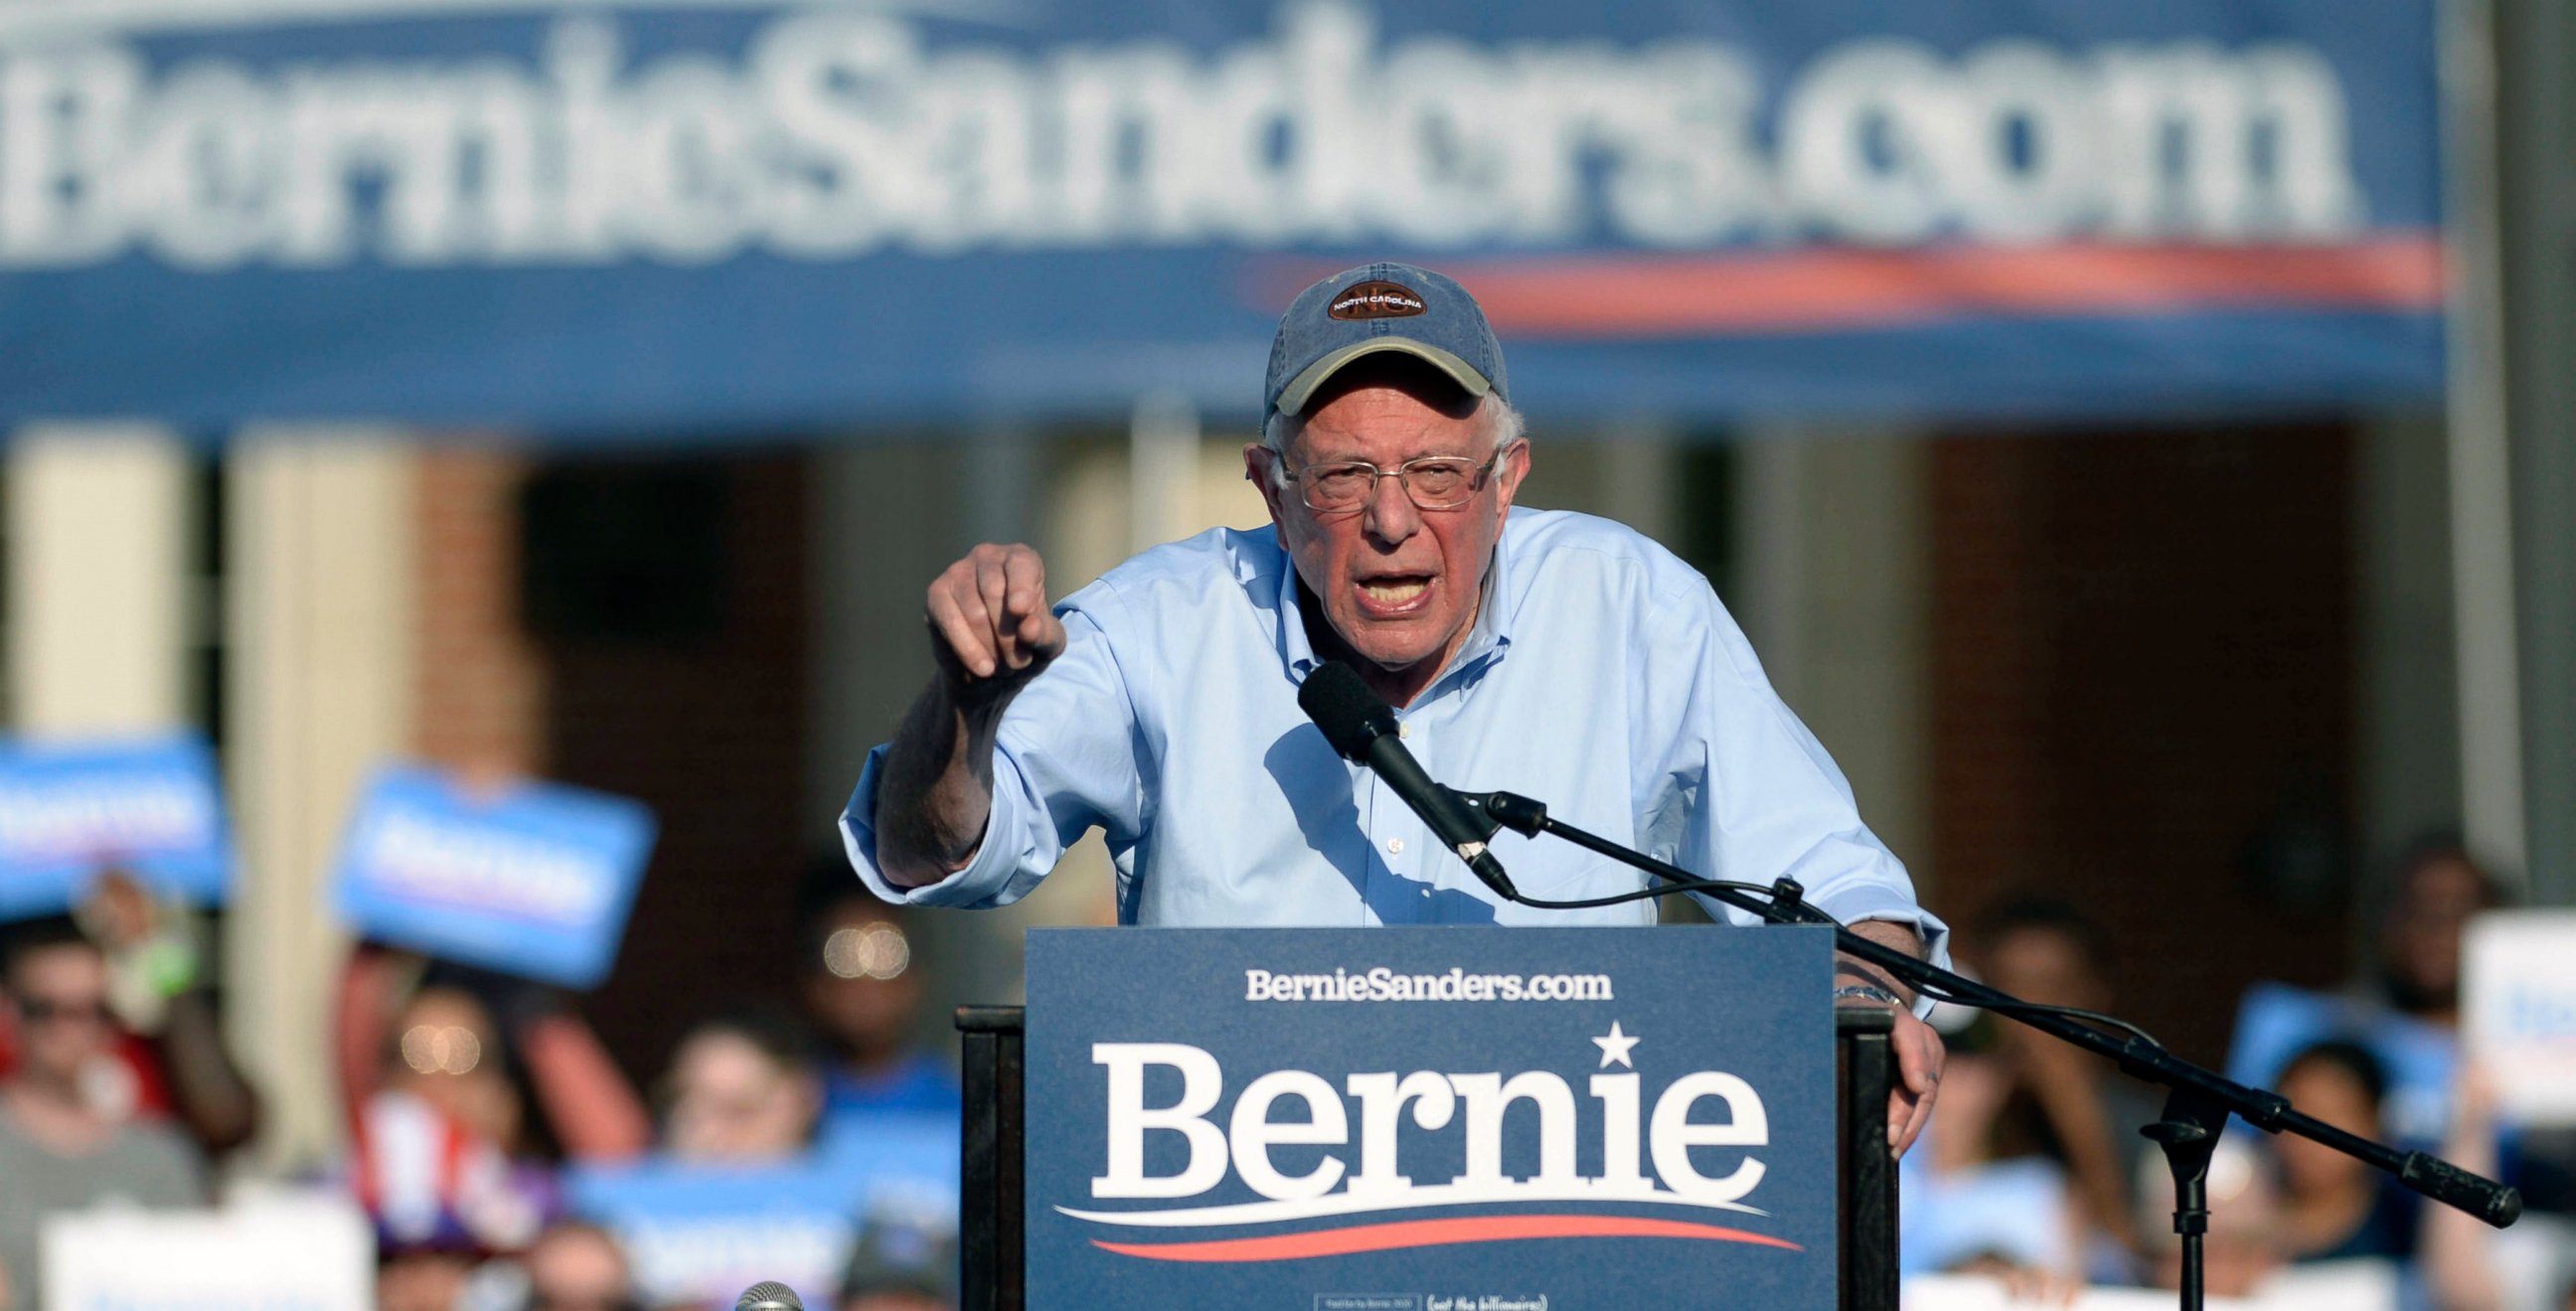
926, 543, 1067, 691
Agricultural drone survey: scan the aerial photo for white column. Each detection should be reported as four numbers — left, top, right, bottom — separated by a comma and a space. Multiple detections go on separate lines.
1597, 418, 1680, 553
1129, 393, 1199, 552
4, 424, 192, 734
2438, 0, 2530, 882
964, 422, 1037, 549
1732, 427, 1935, 892
1732, 433, 1811, 691
224, 430, 418, 1171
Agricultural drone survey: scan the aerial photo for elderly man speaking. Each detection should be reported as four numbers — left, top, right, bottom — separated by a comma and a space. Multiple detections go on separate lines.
843, 261, 1948, 1153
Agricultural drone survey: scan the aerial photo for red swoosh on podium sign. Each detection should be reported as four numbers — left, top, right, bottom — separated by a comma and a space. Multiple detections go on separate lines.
1092, 1214, 1806, 1262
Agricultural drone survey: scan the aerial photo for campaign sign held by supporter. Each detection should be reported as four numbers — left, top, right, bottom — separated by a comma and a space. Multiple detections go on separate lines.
333, 765, 655, 988
565, 1126, 958, 1308
44, 1196, 374, 1311
1026, 926, 1837, 1310
2464, 910, 2576, 1124
0, 734, 231, 920
2224, 981, 2459, 1147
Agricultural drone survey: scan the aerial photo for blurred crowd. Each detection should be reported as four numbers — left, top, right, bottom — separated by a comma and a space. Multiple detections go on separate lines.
0, 862, 960, 1311
1905, 839, 2576, 1310
8, 837, 2576, 1311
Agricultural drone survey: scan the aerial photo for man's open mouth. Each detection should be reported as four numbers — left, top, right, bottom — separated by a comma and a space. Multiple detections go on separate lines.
1355, 576, 1432, 612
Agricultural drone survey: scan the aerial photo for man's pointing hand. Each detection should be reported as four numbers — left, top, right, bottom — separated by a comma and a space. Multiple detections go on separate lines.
926, 543, 1067, 692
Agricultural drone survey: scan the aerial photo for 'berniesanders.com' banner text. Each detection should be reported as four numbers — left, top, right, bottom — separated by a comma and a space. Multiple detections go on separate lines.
0, 0, 2440, 431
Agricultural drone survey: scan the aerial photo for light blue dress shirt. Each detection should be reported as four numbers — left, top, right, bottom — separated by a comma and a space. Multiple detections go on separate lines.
843, 509, 1946, 962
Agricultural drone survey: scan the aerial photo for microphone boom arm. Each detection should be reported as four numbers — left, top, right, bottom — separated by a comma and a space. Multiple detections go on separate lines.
1453, 786, 2523, 1235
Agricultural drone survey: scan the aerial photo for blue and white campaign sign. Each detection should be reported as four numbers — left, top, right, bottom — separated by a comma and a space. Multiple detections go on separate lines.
2464, 911, 2576, 1125
1026, 926, 1837, 1310
2224, 981, 2460, 1148
565, 1124, 958, 1309
0, 0, 2441, 430
44, 1196, 375, 1311
0, 735, 232, 920
331, 765, 655, 988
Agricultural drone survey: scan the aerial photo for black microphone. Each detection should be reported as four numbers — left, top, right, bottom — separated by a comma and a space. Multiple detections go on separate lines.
735, 1283, 803, 1311
1298, 661, 1519, 901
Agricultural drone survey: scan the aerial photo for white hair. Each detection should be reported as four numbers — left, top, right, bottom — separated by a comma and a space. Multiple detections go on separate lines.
1260, 393, 1526, 482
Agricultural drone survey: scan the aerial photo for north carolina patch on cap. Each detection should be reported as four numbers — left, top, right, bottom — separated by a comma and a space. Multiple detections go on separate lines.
1328, 280, 1427, 320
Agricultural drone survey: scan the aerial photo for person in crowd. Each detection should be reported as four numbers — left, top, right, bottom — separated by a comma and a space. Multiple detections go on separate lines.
354, 983, 558, 1255
2364, 837, 2507, 1030
836, 1216, 956, 1311
519, 1221, 638, 1311
2139, 1139, 2292, 1301
1898, 1030, 2084, 1283
378, 1246, 481, 1311
796, 873, 959, 1143
849, 260, 1946, 1153
335, 948, 651, 1253
1970, 897, 2163, 1280
2273, 1040, 2418, 1264
2422, 1067, 2576, 1311
2226, 837, 2520, 1161
0, 871, 261, 1158
0, 917, 204, 1311
337, 948, 650, 1167
660, 1007, 824, 1164
2352, 841, 2576, 1254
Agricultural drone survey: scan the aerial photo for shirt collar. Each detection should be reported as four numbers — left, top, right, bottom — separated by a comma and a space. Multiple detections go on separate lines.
1275, 540, 1321, 678
1271, 520, 1518, 689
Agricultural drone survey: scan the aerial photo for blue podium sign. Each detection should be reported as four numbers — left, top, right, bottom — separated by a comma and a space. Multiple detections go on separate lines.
1026, 925, 1838, 1309
331, 765, 655, 988
0, 735, 232, 920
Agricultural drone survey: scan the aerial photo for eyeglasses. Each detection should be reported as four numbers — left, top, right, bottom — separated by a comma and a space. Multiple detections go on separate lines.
16, 996, 113, 1027
1273, 447, 1514, 513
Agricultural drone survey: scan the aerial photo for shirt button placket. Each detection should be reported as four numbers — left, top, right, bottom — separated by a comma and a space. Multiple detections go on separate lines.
1399, 718, 1437, 907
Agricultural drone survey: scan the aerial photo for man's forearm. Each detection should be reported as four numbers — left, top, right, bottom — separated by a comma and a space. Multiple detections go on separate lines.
1836, 919, 1924, 1007
874, 677, 1006, 888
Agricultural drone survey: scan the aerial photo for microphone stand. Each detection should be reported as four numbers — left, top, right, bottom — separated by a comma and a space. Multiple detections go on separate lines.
1453, 787, 2520, 1311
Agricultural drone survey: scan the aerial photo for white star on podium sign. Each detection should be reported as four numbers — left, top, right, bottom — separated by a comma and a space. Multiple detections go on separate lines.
1592, 1021, 1640, 1068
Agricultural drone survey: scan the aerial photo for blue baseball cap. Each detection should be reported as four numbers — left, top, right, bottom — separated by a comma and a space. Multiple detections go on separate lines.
1263, 261, 1510, 418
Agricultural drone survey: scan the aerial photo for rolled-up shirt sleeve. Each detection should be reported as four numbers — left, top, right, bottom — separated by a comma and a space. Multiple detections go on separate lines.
841, 597, 1146, 909
1645, 585, 1952, 974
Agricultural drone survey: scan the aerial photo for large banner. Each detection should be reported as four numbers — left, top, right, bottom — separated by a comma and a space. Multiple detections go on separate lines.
0, 735, 232, 920
1025, 925, 1837, 1309
0, 0, 2440, 431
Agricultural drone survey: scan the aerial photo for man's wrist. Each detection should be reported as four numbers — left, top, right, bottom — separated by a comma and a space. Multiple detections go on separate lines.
1835, 960, 1911, 1000
1833, 983, 1904, 1010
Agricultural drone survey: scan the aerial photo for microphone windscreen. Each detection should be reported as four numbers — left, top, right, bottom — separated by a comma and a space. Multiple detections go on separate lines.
1298, 662, 1392, 762
735, 1283, 805, 1311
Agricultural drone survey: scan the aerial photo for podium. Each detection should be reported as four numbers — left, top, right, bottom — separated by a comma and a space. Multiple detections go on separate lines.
954, 927, 1899, 1311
